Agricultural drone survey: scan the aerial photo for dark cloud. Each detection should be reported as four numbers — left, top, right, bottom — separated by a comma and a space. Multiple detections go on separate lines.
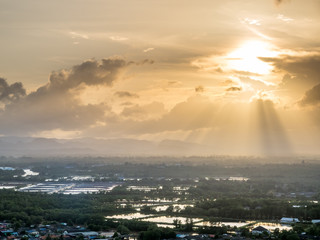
260, 55, 320, 95
114, 91, 139, 98
45, 58, 128, 92
261, 55, 320, 78
226, 86, 242, 92
299, 83, 320, 107
195, 85, 204, 93
0, 78, 26, 103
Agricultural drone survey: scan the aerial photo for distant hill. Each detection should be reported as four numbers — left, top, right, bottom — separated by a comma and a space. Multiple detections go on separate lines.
0, 136, 213, 157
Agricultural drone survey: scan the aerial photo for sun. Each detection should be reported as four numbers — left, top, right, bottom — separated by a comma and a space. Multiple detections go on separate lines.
226, 40, 277, 75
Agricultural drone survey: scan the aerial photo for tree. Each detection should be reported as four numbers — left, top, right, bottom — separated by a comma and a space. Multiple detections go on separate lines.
117, 225, 130, 235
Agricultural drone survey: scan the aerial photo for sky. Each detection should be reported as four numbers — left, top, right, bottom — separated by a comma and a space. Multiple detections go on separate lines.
0, 0, 320, 155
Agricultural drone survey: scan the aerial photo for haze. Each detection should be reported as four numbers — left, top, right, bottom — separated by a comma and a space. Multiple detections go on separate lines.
1, 0, 320, 156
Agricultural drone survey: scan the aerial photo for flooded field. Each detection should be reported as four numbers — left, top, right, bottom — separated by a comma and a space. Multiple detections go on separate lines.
106, 212, 202, 227
127, 186, 162, 191
145, 216, 203, 225
18, 182, 121, 194
153, 204, 194, 212
195, 221, 249, 228
106, 213, 151, 220
0, 186, 16, 189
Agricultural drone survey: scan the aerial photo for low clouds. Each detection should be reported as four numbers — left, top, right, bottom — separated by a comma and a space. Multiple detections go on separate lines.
0, 78, 26, 104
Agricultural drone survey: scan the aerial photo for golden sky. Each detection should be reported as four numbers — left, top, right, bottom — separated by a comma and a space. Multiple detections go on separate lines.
0, 0, 320, 155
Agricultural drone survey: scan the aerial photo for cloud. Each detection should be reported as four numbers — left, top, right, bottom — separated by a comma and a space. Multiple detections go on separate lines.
1, 91, 106, 135
260, 55, 320, 80
109, 36, 128, 41
126, 95, 218, 133
84, 95, 219, 138
114, 91, 139, 98
121, 102, 166, 120
195, 85, 204, 93
143, 48, 154, 53
299, 83, 320, 107
0, 58, 132, 135
239, 76, 275, 88
69, 31, 89, 40
226, 86, 242, 92
241, 18, 261, 26
260, 54, 320, 95
277, 14, 294, 22
121, 101, 135, 106
44, 58, 128, 92
0, 78, 26, 104
221, 79, 237, 86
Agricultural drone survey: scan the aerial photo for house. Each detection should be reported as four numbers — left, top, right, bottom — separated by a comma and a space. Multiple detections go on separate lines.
280, 217, 300, 224
251, 226, 269, 235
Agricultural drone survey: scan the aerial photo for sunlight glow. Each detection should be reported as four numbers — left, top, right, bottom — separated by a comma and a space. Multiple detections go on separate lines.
227, 41, 278, 75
